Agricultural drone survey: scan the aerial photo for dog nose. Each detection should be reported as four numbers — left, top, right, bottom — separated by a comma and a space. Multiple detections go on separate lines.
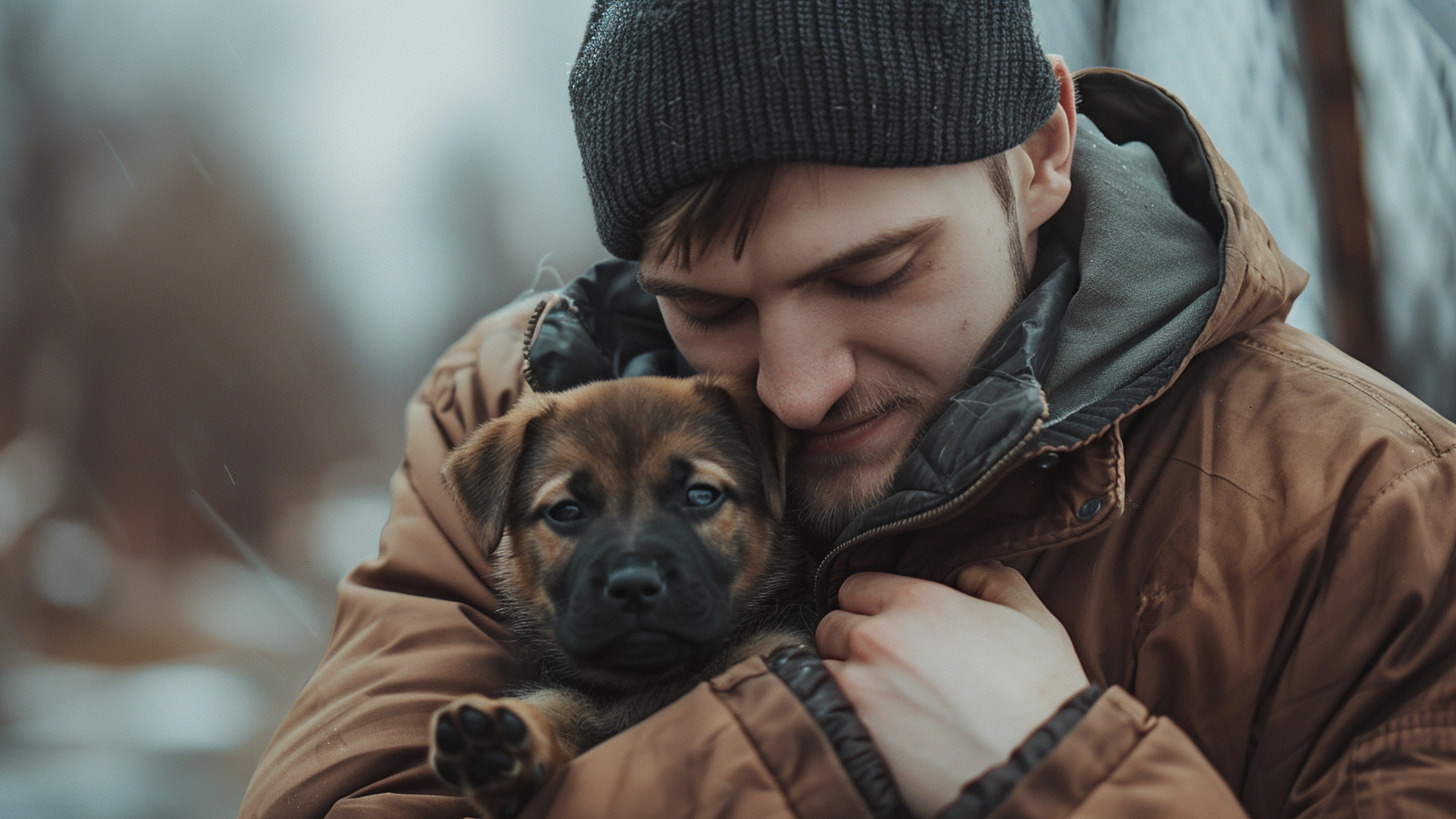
604, 564, 665, 612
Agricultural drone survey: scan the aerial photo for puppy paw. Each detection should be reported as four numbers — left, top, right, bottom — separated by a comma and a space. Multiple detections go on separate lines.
430, 695, 560, 817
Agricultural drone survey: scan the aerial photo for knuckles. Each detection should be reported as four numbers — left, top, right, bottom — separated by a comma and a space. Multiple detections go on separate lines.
817, 609, 906, 663
954, 562, 1024, 598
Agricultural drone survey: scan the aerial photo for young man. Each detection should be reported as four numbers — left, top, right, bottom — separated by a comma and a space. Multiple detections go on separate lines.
242, 2, 1456, 817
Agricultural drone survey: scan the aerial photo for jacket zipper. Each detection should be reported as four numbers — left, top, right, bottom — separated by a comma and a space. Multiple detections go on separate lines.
812, 417, 1045, 608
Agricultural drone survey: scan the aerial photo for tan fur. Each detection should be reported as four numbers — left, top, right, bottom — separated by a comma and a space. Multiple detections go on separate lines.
430, 375, 812, 818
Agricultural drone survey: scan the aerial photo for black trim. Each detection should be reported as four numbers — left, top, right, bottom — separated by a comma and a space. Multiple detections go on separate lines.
936, 686, 1105, 819
766, 646, 912, 819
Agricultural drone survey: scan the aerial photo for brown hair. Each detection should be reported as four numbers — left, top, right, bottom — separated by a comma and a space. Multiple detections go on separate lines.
642, 164, 781, 269
642, 155, 1022, 280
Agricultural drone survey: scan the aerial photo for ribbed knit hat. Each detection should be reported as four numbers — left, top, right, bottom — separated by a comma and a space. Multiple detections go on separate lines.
569, 0, 1059, 260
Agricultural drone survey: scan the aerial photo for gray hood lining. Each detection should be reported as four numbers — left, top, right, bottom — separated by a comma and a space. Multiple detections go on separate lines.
1040, 115, 1222, 428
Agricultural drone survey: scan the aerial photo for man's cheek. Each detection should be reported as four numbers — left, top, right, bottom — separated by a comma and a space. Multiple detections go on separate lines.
673, 335, 755, 378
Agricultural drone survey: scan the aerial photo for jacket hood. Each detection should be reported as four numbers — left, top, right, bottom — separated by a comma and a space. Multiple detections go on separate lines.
1076, 70, 1307, 357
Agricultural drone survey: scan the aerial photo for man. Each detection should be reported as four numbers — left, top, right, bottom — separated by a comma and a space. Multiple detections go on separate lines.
241, 1, 1456, 817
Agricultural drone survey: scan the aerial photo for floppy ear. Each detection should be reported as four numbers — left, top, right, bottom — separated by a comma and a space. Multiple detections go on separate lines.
698, 375, 790, 521
442, 395, 551, 549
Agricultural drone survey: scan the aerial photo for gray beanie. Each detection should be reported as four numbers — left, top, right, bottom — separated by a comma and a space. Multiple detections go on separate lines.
569, 0, 1059, 260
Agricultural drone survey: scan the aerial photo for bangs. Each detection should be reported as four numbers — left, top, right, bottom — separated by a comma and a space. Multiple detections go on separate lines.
643, 164, 780, 269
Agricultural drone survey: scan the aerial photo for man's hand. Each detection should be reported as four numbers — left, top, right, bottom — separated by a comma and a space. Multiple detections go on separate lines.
815, 565, 1089, 818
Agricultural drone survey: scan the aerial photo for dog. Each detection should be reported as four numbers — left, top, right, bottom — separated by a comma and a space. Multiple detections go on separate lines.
429, 374, 813, 817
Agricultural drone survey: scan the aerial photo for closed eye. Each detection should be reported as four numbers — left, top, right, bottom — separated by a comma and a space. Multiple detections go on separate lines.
670, 295, 747, 330
838, 258, 913, 301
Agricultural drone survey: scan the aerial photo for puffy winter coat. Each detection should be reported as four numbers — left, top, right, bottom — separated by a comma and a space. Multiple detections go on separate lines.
239, 69, 1456, 818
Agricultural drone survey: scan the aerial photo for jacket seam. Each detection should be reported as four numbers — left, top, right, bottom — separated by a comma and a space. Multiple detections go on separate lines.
1232, 337, 1439, 453
1340, 442, 1456, 544
1353, 709, 1456, 760
1225, 237, 1272, 297
1162, 454, 1278, 504
719, 701, 808, 819
981, 511, 1119, 560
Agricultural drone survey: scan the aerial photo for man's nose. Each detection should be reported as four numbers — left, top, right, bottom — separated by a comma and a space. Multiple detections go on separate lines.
753, 310, 855, 430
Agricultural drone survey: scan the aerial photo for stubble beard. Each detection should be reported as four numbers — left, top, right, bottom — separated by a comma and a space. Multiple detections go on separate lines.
784, 375, 941, 551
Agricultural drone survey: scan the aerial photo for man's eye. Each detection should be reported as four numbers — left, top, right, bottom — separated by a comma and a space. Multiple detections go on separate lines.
672, 296, 744, 329
841, 260, 912, 301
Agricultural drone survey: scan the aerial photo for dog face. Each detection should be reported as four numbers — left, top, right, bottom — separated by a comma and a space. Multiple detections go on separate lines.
444, 375, 792, 687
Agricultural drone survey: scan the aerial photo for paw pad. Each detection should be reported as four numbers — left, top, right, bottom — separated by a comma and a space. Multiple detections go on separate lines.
430, 696, 549, 814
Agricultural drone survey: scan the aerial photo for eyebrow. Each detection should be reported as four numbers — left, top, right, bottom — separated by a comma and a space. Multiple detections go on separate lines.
637, 216, 945, 299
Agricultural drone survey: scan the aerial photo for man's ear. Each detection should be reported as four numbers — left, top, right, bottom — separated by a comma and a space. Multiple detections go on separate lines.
1016, 55, 1078, 232
442, 396, 550, 549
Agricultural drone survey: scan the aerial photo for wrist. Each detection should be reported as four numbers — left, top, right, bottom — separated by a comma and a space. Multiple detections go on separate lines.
935, 685, 1105, 819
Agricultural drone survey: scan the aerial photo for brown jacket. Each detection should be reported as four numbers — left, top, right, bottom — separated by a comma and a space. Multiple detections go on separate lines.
240, 70, 1456, 818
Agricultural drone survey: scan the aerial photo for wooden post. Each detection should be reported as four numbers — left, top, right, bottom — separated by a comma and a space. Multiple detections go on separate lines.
1294, 0, 1387, 373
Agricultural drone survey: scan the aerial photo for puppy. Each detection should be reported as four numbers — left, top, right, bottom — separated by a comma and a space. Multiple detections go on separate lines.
429, 374, 812, 817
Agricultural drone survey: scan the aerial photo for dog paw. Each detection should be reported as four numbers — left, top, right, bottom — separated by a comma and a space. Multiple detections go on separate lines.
431, 695, 556, 817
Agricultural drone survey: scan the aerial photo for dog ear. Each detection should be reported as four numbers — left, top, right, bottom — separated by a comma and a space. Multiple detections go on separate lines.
698, 375, 789, 521
442, 395, 551, 549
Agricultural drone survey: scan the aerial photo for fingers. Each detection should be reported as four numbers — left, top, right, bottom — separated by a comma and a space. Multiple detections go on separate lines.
820, 573, 948, 656
820, 571, 982, 660
815, 609, 866, 661
834, 571, 925, 615
954, 563, 1058, 629
821, 567, 1059, 659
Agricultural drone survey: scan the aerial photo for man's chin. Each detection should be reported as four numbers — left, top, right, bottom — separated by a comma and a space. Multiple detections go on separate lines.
788, 461, 898, 550
785, 387, 943, 548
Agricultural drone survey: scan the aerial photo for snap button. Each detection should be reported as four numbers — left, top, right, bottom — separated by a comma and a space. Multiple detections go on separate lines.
1075, 497, 1103, 522
1032, 453, 1060, 470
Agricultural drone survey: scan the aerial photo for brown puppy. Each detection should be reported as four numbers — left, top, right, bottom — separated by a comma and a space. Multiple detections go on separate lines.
429, 374, 812, 817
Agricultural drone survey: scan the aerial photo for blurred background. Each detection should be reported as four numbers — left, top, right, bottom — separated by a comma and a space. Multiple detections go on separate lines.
0, 1, 1451, 817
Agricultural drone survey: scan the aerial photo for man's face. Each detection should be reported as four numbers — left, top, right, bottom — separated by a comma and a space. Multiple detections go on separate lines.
638, 160, 1026, 545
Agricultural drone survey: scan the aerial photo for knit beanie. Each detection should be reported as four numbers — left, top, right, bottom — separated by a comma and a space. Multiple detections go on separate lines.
569, 0, 1059, 260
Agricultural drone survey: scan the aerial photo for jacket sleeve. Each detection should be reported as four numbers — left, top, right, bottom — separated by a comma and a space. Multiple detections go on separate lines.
518, 649, 902, 819
237, 299, 540, 818
238, 299, 899, 819
977, 442, 1456, 818
975, 686, 1249, 818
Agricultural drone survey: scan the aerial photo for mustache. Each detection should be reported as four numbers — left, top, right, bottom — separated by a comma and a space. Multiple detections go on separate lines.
821, 376, 935, 428
782, 375, 937, 454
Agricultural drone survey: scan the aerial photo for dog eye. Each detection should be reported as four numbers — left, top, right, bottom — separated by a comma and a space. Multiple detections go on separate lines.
545, 500, 584, 523
684, 484, 721, 508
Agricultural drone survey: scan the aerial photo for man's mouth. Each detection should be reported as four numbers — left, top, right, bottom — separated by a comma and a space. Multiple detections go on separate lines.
797, 409, 899, 458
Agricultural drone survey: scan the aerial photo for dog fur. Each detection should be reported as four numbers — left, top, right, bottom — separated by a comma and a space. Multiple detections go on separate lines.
428, 374, 812, 817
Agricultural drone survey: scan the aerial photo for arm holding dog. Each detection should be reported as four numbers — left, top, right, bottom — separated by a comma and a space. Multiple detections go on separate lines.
238, 301, 539, 817
239, 300, 894, 819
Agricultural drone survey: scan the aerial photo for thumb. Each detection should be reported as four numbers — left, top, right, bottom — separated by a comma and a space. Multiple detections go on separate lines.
955, 563, 1057, 627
